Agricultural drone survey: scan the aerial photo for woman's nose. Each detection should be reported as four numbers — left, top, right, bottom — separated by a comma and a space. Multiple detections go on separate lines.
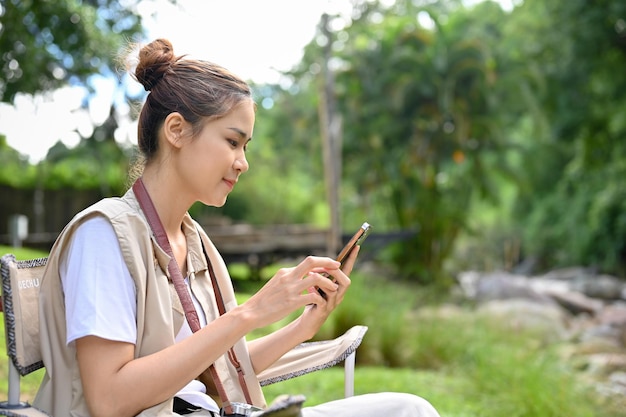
234, 154, 249, 173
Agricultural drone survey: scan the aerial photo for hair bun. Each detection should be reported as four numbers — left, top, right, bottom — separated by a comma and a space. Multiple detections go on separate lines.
135, 38, 177, 91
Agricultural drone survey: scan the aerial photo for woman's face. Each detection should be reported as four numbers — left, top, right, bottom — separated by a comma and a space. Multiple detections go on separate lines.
175, 100, 255, 207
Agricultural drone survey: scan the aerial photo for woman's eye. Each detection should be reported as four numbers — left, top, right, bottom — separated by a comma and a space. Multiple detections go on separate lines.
228, 139, 238, 147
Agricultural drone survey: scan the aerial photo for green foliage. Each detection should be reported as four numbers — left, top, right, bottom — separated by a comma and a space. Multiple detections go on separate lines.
0, 0, 144, 102
522, 162, 626, 274
0, 0, 145, 193
42, 136, 130, 194
501, 0, 626, 275
311, 272, 448, 366
0, 136, 38, 187
0, 115, 133, 192
275, 0, 514, 283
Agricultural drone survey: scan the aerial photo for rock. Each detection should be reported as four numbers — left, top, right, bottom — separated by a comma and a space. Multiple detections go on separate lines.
455, 265, 626, 400
597, 302, 626, 326
473, 271, 556, 305
575, 333, 624, 356
580, 353, 626, 376
542, 290, 604, 315
609, 371, 626, 387
456, 270, 483, 299
537, 266, 596, 282
573, 274, 625, 300
596, 371, 626, 398
475, 299, 570, 343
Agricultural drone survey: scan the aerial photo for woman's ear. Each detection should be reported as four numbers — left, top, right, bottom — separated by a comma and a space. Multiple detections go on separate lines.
162, 112, 189, 149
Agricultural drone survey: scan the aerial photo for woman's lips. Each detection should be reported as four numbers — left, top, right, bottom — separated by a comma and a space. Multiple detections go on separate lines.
223, 178, 236, 190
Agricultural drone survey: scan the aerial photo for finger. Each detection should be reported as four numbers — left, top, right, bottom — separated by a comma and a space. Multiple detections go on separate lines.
315, 278, 344, 310
300, 273, 336, 301
300, 290, 327, 307
292, 256, 340, 281
339, 245, 360, 276
323, 271, 350, 296
305, 272, 339, 294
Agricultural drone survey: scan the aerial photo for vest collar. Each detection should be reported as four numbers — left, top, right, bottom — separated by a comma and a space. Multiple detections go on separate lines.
124, 188, 208, 279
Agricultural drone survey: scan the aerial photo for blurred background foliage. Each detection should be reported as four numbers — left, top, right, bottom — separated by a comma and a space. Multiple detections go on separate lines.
1, 0, 626, 285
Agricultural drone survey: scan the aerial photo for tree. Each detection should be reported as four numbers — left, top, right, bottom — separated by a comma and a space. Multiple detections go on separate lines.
327, 0, 509, 283
0, 0, 146, 103
43, 105, 130, 194
242, 0, 520, 284
0, 135, 36, 187
502, 0, 626, 274
0, 0, 170, 193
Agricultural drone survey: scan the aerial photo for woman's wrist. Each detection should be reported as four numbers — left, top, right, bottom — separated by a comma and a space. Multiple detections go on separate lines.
290, 315, 320, 342
227, 304, 260, 335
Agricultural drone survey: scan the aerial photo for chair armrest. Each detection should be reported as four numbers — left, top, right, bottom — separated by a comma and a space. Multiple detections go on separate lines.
258, 325, 368, 386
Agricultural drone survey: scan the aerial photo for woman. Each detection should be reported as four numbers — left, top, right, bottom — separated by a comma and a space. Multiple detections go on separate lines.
35, 38, 441, 417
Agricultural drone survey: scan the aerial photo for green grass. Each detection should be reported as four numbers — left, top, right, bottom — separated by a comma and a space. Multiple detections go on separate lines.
227, 266, 625, 417
0, 247, 623, 416
0, 245, 49, 261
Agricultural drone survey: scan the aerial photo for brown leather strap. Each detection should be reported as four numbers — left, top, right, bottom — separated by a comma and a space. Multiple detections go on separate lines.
203, 239, 254, 405
132, 178, 238, 413
132, 178, 201, 331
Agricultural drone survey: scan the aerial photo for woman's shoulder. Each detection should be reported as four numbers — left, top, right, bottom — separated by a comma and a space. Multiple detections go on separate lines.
73, 190, 144, 223
61, 194, 149, 243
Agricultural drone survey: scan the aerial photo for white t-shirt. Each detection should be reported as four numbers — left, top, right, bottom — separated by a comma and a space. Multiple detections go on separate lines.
60, 216, 137, 345
60, 216, 218, 412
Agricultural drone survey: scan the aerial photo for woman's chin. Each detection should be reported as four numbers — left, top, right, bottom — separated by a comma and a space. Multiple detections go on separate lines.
202, 197, 227, 208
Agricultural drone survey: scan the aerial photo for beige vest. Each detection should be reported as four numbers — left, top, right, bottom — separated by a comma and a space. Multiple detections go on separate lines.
34, 189, 266, 416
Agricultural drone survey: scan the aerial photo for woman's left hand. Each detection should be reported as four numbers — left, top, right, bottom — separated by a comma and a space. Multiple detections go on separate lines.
300, 245, 360, 329
247, 246, 360, 373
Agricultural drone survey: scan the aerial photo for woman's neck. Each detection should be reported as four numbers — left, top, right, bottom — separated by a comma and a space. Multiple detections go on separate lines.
138, 169, 189, 238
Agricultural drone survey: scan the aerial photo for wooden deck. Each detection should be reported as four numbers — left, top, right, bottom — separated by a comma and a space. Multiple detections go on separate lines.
206, 223, 417, 277
4, 223, 417, 278
206, 223, 332, 270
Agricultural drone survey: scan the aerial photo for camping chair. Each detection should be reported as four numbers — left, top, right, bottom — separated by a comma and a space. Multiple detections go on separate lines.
0, 253, 368, 416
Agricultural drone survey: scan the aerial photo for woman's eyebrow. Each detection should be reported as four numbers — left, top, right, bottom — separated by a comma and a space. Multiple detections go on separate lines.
228, 127, 250, 139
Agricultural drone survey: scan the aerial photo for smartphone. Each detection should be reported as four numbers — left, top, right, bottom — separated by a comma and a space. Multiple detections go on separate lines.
317, 222, 371, 298
336, 222, 372, 268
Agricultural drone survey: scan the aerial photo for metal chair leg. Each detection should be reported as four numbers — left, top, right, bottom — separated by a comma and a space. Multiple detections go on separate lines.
344, 350, 356, 397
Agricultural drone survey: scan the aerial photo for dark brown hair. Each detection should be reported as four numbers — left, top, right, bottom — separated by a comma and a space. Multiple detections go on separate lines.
131, 38, 253, 162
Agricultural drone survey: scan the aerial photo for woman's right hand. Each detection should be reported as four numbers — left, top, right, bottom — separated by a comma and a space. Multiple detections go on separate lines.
240, 256, 341, 329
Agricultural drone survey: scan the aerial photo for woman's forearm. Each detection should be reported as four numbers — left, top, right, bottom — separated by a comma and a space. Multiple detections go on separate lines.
247, 317, 313, 374
78, 306, 257, 417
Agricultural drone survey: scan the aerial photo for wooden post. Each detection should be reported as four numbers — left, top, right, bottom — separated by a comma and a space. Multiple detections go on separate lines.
318, 13, 342, 256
